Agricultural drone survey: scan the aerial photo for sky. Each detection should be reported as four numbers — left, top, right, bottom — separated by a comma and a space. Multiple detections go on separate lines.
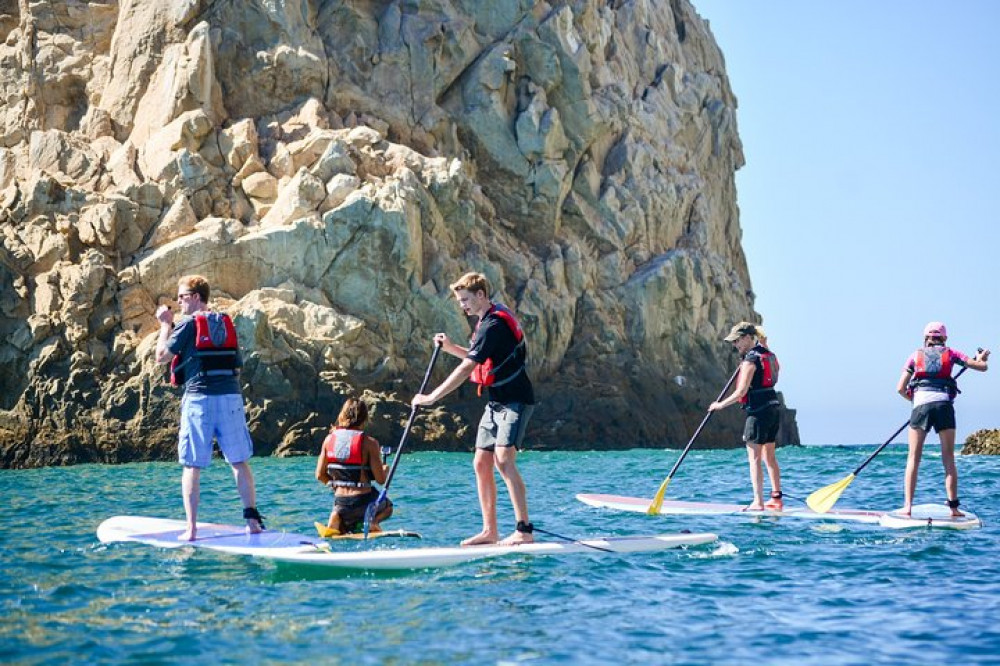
693, 1, 998, 444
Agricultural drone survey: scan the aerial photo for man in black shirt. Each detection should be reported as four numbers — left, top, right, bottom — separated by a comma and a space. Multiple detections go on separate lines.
412, 272, 536, 545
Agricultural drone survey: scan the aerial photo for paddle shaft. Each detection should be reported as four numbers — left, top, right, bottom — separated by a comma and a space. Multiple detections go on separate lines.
850, 360, 976, 477
532, 526, 614, 553
663, 364, 742, 481
380, 342, 443, 495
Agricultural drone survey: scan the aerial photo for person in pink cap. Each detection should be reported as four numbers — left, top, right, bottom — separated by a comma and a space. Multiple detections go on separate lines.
896, 322, 989, 516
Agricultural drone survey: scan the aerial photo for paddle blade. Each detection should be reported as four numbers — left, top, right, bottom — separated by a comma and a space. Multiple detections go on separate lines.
646, 478, 671, 515
806, 474, 856, 514
361, 501, 377, 540
314, 522, 340, 539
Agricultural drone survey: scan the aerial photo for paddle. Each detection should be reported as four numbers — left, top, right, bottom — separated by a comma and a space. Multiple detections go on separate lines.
647, 365, 742, 515
362, 341, 442, 539
806, 355, 980, 514
531, 526, 614, 553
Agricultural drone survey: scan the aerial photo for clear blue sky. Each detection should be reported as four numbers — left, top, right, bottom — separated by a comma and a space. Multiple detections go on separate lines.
694, 1, 998, 444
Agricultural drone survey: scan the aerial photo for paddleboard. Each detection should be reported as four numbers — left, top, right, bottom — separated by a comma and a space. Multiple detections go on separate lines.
577, 494, 982, 530
878, 505, 983, 530
314, 522, 422, 540
97, 516, 718, 570
577, 493, 884, 524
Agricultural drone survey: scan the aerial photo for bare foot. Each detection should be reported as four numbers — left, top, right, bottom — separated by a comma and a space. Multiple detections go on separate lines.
898, 506, 912, 517
499, 530, 534, 546
743, 503, 764, 512
368, 523, 383, 533
950, 509, 965, 518
178, 528, 196, 541
460, 530, 498, 546
245, 519, 264, 535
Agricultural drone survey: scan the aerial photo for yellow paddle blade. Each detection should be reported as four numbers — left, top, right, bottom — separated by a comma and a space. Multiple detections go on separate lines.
806, 474, 856, 514
646, 478, 671, 515
314, 522, 341, 538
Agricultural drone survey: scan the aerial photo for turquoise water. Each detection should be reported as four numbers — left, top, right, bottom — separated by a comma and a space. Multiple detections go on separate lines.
3, 446, 999, 665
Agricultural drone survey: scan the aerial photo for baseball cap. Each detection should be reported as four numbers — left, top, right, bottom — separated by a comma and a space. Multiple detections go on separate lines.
724, 321, 757, 342
923, 321, 947, 339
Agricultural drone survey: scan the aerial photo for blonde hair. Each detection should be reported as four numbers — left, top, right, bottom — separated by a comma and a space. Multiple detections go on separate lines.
449, 271, 491, 297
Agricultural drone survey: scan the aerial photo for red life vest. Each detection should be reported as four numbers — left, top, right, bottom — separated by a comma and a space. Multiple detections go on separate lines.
469, 303, 526, 396
739, 346, 779, 407
913, 346, 953, 379
323, 428, 371, 488
908, 346, 958, 398
170, 312, 239, 386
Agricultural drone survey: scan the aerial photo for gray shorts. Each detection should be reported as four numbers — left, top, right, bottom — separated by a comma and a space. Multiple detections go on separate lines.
178, 393, 254, 468
475, 402, 534, 451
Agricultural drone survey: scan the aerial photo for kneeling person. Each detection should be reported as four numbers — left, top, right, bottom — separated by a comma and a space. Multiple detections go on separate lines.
315, 398, 393, 535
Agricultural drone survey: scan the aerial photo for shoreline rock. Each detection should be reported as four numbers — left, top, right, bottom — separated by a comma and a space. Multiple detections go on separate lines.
961, 429, 1000, 455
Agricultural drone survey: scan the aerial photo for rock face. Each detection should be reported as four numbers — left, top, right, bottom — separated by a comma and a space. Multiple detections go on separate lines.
962, 429, 1000, 455
0, 1, 798, 468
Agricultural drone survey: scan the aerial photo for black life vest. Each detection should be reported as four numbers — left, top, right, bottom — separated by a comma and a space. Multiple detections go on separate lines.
908, 345, 959, 398
323, 428, 372, 488
170, 312, 239, 386
469, 303, 526, 396
740, 345, 780, 410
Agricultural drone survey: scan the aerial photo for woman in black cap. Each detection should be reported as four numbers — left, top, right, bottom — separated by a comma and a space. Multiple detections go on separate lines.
709, 321, 784, 511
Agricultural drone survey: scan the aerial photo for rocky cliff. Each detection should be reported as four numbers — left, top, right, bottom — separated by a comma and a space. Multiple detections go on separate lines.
0, 0, 798, 468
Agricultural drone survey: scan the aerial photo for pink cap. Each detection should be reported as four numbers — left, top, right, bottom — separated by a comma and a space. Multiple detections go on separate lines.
923, 321, 947, 339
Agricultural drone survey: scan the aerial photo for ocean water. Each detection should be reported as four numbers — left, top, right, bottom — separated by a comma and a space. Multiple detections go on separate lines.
2, 445, 999, 665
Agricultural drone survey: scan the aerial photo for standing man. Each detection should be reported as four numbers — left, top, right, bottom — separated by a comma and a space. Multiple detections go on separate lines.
155, 275, 264, 541
896, 322, 989, 517
412, 272, 535, 546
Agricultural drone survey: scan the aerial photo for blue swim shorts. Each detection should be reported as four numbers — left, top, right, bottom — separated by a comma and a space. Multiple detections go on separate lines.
178, 393, 254, 468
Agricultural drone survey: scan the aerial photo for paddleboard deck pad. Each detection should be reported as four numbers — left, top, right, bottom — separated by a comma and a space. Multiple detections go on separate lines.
97, 516, 718, 570
577, 494, 981, 530
878, 505, 982, 530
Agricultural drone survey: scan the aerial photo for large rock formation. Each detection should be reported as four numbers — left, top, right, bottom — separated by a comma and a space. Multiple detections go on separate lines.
0, 0, 798, 468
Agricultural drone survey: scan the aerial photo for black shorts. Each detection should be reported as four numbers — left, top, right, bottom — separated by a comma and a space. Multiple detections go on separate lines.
909, 401, 956, 433
743, 405, 780, 444
333, 488, 392, 532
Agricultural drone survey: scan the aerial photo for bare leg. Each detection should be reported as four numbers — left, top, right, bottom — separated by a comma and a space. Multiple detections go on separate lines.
231, 461, 262, 533
903, 427, 927, 515
461, 449, 499, 546
325, 506, 344, 535
745, 444, 764, 510
495, 447, 532, 545
938, 429, 964, 516
762, 442, 782, 497
180, 466, 201, 541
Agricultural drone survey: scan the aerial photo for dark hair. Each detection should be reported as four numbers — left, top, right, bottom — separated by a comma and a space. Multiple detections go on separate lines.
336, 398, 369, 429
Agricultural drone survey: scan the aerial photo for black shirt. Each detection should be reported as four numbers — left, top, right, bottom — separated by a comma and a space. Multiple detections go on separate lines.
467, 312, 535, 405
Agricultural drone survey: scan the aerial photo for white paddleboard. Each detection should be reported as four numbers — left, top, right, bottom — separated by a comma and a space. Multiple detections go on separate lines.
97, 516, 717, 570
577, 494, 982, 530
878, 504, 983, 530
577, 493, 884, 524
